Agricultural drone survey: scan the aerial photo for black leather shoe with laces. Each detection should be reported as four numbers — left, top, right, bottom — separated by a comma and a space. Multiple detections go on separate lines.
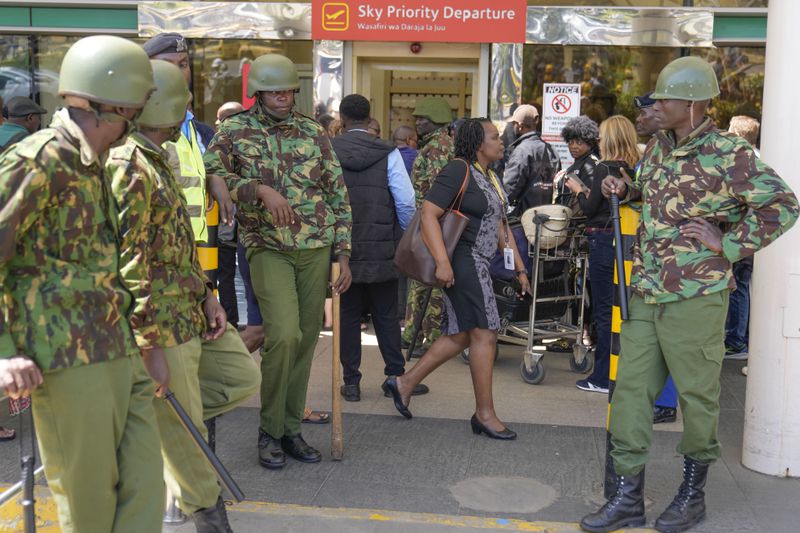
580, 470, 646, 532
654, 456, 709, 533
257, 429, 286, 470
281, 434, 322, 463
193, 496, 233, 533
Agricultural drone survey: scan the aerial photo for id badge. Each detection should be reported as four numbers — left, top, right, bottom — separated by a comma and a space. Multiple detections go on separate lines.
504, 247, 515, 270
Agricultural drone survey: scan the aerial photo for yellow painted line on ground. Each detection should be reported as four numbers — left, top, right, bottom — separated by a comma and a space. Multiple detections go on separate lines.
0, 485, 655, 532
0, 485, 60, 532
231, 500, 654, 532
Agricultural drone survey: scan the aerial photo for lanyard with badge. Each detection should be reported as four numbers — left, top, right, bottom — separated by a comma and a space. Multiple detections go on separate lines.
475, 163, 515, 270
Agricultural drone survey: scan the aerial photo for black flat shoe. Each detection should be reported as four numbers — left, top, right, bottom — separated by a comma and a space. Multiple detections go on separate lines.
383, 381, 429, 397
340, 383, 361, 402
470, 414, 517, 440
653, 406, 677, 424
257, 429, 286, 469
280, 434, 322, 463
381, 377, 412, 419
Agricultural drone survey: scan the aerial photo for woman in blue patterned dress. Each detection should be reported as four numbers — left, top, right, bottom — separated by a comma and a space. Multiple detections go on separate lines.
383, 119, 530, 440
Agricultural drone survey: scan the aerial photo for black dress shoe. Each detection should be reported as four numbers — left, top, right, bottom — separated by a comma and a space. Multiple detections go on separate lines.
470, 414, 517, 440
280, 434, 322, 463
381, 376, 412, 419
258, 429, 286, 470
383, 381, 429, 397
653, 406, 677, 424
340, 383, 361, 402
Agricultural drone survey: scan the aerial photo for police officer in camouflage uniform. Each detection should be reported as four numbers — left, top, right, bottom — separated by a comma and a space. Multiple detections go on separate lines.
204, 54, 352, 470
401, 97, 455, 357
107, 61, 260, 532
0, 35, 164, 533
581, 57, 799, 533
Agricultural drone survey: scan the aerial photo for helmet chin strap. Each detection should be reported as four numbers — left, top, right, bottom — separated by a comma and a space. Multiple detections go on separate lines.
689, 103, 697, 130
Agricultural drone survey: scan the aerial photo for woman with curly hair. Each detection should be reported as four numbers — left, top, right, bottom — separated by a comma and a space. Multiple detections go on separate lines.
565, 115, 640, 394
383, 118, 530, 440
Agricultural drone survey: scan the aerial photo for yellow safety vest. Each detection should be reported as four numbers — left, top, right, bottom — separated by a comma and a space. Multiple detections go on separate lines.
168, 121, 208, 243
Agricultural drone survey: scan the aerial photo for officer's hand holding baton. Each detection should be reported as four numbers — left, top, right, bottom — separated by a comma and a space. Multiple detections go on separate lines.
141, 347, 170, 398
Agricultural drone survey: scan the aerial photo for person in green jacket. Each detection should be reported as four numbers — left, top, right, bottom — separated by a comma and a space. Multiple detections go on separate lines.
205, 53, 352, 470
107, 60, 260, 532
581, 57, 799, 533
0, 35, 164, 533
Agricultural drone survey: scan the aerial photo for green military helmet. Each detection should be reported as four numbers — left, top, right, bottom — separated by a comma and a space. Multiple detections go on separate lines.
412, 97, 453, 125
138, 61, 191, 128
246, 54, 300, 98
59, 35, 155, 108
651, 56, 720, 102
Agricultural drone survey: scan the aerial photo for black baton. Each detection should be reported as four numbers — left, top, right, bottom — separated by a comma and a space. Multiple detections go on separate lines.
610, 193, 629, 321
164, 389, 245, 502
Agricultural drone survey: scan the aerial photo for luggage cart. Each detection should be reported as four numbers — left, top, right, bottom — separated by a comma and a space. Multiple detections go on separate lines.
515, 208, 593, 385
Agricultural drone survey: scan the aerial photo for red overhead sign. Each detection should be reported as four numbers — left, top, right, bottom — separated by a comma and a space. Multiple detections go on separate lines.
312, 0, 527, 43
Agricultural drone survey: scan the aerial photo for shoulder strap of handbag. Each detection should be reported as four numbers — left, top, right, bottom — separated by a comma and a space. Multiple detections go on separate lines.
447, 158, 471, 213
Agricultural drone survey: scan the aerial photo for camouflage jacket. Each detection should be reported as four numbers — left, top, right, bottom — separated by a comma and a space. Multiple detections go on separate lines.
204, 103, 352, 255
107, 132, 209, 349
631, 118, 798, 304
413, 126, 455, 207
0, 109, 139, 372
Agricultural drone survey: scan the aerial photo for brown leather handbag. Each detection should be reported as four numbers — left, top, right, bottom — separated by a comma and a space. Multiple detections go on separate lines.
394, 160, 470, 287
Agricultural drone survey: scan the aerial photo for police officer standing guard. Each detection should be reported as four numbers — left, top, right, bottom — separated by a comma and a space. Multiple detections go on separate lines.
204, 54, 352, 470
580, 57, 799, 533
401, 96, 455, 358
107, 60, 259, 532
0, 36, 165, 532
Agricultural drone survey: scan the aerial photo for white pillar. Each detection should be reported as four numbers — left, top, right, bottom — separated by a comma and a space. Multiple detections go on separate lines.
742, 0, 800, 477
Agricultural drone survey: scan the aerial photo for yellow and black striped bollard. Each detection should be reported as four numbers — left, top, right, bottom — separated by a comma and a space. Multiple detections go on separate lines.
604, 203, 639, 498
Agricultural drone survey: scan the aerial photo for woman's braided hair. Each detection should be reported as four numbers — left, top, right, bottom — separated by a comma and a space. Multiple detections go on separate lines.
454, 117, 492, 163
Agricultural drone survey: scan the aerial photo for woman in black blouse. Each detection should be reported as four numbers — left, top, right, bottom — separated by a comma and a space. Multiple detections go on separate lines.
383, 119, 530, 440
564, 115, 640, 394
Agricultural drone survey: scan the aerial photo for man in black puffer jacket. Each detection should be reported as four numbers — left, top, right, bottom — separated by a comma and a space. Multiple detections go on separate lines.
331, 94, 428, 402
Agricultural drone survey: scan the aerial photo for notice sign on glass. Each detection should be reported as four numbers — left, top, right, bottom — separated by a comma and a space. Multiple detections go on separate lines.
312, 0, 527, 43
541, 83, 582, 169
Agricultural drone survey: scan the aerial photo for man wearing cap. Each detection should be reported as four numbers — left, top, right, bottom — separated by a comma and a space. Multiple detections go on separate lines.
502, 104, 561, 217
401, 96, 454, 358
143, 32, 233, 242
0, 96, 47, 152
581, 57, 799, 533
204, 54, 352, 470
0, 35, 164, 532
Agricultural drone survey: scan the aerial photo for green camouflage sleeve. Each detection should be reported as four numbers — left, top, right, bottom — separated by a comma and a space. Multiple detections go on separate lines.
0, 155, 50, 357
319, 133, 352, 256
204, 125, 259, 205
108, 157, 161, 349
720, 147, 799, 262
411, 152, 429, 207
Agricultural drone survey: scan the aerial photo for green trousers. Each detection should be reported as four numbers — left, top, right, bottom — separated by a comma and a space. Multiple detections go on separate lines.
32, 356, 164, 533
155, 323, 260, 514
402, 281, 443, 350
610, 291, 729, 475
248, 247, 329, 438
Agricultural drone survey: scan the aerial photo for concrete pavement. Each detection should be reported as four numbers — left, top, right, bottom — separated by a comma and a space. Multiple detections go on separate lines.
1, 328, 798, 532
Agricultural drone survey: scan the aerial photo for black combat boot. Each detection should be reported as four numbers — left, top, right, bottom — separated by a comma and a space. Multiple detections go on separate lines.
193, 496, 233, 533
654, 456, 709, 532
580, 470, 646, 533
